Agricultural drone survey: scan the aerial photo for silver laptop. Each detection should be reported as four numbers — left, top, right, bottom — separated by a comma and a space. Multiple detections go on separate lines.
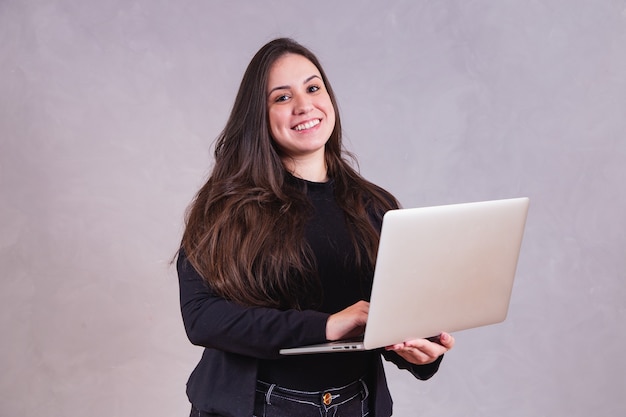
279, 197, 529, 355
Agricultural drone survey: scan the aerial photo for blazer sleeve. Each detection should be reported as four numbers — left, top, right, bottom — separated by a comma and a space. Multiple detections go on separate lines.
177, 250, 330, 360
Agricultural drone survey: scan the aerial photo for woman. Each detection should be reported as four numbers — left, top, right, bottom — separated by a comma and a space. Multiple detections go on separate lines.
177, 38, 454, 417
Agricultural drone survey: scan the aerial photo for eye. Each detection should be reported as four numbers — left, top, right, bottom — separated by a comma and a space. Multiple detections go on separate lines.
274, 94, 290, 103
308, 85, 321, 93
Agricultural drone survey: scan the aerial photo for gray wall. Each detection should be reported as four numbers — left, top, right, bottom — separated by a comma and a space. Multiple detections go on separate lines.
1, 1, 625, 416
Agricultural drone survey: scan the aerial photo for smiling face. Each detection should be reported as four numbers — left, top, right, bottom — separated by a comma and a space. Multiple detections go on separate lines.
266, 53, 336, 175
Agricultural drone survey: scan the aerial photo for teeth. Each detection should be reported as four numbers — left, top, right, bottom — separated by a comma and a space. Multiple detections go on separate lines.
294, 119, 320, 131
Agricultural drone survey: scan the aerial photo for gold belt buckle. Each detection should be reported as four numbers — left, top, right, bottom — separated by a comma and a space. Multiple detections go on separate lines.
322, 392, 333, 405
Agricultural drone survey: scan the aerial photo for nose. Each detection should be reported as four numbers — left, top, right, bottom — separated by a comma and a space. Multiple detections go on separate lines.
292, 92, 313, 115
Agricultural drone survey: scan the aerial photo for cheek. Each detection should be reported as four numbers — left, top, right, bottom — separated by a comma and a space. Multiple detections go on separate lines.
323, 98, 336, 122
266, 111, 279, 139
268, 109, 289, 132
327, 104, 335, 125
325, 104, 336, 129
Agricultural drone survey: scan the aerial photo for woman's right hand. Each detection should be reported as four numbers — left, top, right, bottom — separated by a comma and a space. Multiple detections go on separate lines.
325, 300, 369, 341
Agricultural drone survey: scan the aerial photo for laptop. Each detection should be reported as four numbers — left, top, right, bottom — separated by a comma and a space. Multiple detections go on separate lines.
279, 197, 529, 355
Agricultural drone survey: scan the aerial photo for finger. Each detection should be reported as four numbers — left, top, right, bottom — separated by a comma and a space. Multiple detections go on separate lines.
356, 300, 369, 313
438, 332, 455, 349
386, 339, 436, 352
401, 339, 447, 358
405, 333, 454, 351
384, 343, 405, 351
393, 345, 437, 364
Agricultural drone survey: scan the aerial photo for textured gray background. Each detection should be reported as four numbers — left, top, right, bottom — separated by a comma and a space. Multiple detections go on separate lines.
1, 1, 625, 416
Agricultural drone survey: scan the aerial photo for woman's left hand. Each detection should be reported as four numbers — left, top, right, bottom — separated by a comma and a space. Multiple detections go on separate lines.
385, 332, 455, 365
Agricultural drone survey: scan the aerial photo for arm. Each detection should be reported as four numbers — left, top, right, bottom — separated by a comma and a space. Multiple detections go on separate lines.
177, 251, 329, 359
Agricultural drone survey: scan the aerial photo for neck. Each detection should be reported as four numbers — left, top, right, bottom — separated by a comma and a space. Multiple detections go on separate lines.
282, 153, 328, 183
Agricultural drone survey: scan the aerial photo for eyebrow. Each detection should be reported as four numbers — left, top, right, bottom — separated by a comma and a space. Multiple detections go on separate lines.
268, 75, 322, 96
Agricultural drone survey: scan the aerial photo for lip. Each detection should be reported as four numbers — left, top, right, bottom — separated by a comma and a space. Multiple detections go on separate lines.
292, 118, 321, 131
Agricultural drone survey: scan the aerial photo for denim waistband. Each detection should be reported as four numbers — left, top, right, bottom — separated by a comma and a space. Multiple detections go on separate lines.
256, 378, 368, 407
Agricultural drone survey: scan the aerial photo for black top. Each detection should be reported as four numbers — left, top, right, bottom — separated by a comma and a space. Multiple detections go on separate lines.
257, 176, 377, 389
177, 174, 443, 417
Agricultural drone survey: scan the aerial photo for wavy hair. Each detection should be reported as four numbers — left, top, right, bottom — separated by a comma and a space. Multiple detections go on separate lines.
181, 38, 398, 309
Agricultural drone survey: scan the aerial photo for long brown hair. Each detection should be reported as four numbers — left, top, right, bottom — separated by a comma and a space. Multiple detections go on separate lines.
181, 38, 398, 309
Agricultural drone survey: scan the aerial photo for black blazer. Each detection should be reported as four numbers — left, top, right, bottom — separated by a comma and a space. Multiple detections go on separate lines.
177, 252, 442, 417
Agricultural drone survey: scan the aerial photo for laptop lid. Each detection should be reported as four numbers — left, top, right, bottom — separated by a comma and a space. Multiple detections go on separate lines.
279, 197, 529, 355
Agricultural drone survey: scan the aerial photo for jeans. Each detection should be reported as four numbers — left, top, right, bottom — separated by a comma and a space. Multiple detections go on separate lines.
189, 378, 370, 417
253, 379, 370, 417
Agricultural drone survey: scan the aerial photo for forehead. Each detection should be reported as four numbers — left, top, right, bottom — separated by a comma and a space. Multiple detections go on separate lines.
267, 53, 322, 89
